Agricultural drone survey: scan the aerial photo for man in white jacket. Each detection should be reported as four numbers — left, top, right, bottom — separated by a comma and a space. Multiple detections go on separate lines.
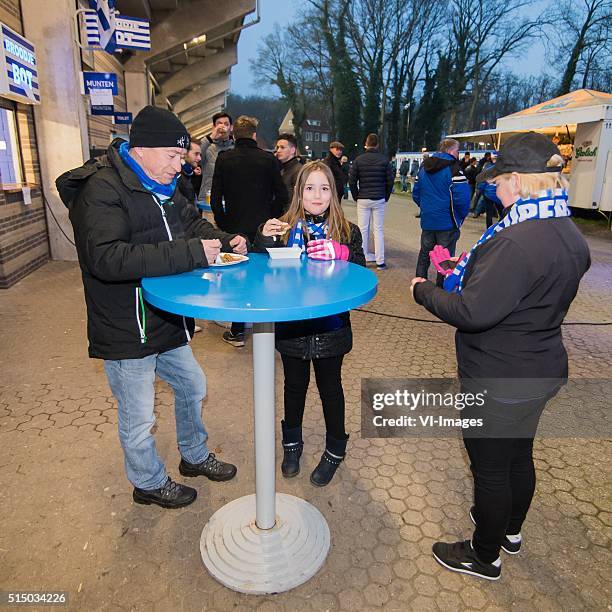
197, 112, 234, 201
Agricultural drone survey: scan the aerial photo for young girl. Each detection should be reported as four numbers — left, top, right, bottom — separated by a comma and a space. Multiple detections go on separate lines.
255, 161, 365, 486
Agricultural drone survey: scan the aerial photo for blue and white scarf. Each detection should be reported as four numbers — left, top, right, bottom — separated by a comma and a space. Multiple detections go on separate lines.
118, 141, 178, 202
287, 219, 328, 251
444, 189, 571, 293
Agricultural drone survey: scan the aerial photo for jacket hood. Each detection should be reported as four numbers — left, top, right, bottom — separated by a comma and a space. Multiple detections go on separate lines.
423, 152, 457, 174
56, 138, 156, 209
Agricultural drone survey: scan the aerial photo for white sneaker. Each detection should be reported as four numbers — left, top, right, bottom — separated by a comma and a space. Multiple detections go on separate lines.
194, 325, 202, 333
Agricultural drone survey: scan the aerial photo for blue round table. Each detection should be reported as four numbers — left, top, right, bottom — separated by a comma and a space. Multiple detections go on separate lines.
142, 252, 377, 594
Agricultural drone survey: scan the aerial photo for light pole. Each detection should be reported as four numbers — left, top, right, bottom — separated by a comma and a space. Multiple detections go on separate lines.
404, 102, 411, 151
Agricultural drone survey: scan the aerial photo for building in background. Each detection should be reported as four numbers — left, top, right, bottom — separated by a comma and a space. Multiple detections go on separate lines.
279, 109, 332, 159
0, 0, 256, 288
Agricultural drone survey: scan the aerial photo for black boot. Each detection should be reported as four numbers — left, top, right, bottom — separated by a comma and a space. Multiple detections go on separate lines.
281, 420, 303, 478
310, 433, 349, 487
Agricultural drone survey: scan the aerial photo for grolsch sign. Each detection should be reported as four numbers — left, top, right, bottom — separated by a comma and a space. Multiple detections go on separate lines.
575, 140, 598, 162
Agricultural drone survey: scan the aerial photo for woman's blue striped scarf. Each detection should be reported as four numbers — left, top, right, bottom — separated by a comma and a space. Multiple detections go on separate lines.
287, 219, 327, 251
444, 189, 572, 294
118, 141, 178, 201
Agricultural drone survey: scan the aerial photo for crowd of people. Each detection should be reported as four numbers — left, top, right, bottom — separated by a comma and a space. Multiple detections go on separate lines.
56, 106, 590, 583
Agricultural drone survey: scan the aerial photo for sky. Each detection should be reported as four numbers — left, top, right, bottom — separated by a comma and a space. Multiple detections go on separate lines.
230, 0, 550, 98
230, 0, 301, 97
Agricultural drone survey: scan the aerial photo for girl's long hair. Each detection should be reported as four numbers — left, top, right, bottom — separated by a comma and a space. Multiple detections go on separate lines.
279, 160, 351, 243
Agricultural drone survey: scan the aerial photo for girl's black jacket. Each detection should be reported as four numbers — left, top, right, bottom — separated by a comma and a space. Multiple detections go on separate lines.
254, 220, 366, 359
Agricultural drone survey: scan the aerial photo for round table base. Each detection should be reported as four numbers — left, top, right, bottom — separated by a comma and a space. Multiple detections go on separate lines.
200, 493, 330, 594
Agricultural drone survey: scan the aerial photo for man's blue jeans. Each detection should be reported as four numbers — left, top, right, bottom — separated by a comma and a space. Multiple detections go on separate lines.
104, 345, 209, 490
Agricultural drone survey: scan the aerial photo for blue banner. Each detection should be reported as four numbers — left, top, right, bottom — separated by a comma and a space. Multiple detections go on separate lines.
91, 103, 114, 116
83, 71, 118, 94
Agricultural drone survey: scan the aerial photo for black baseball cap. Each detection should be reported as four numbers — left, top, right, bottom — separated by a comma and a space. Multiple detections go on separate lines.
476, 132, 562, 182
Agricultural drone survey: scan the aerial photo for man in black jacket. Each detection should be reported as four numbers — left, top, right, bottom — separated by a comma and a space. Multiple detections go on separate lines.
57, 106, 247, 509
211, 115, 288, 346
324, 141, 348, 200
349, 133, 394, 269
275, 132, 301, 205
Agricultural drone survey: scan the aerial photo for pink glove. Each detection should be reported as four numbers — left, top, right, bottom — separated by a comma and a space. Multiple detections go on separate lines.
429, 245, 466, 276
306, 239, 349, 261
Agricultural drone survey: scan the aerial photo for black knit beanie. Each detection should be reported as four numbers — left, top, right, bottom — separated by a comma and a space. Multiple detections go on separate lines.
129, 106, 190, 149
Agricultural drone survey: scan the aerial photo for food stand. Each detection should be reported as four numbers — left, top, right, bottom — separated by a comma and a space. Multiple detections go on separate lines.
447, 89, 612, 217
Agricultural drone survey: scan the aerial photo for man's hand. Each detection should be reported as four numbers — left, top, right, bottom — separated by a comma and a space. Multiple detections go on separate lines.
210, 124, 229, 142
410, 277, 427, 298
229, 235, 248, 255
193, 165, 202, 176
202, 239, 221, 264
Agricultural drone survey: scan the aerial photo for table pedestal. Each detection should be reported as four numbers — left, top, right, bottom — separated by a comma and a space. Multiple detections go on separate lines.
200, 323, 330, 594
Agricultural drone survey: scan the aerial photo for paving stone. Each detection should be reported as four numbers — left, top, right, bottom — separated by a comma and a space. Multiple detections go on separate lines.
0, 199, 610, 610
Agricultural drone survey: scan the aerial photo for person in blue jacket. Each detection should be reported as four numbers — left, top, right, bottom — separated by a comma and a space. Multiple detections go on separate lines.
412, 138, 471, 285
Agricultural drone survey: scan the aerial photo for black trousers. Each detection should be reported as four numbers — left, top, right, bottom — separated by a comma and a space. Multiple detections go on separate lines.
462, 396, 547, 563
484, 197, 503, 228
280, 354, 346, 439
416, 228, 460, 286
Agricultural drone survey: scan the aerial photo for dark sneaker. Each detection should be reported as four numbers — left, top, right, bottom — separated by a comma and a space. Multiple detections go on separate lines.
469, 506, 522, 554
376, 263, 387, 270
222, 331, 245, 347
133, 476, 196, 509
179, 453, 237, 482
432, 540, 501, 581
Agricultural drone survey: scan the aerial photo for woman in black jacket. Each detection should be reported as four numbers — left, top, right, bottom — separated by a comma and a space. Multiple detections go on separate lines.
254, 161, 365, 486
411, 133, 590, 581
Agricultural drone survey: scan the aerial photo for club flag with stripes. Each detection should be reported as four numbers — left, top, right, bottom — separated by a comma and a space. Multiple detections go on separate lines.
89, 0, 116, 53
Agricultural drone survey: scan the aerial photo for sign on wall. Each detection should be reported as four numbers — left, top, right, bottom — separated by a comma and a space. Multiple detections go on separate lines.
113, 112, 132, 124
82, 71, 118, 95
0, 23, 40, 104
84, 7, 151, 52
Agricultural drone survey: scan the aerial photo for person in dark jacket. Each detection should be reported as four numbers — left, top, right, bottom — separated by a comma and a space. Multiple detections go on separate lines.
275, 132, 301, 206
56, 107, 248, 509
464, 156, 478, 198
399, 158, 410, 192
323, 140, 348, 201
411, 132, 590, 581
211, 115, 288, 347
254, 161, 366, 487
412, 138, 471, 285
349, 133, 394, 269
177, 137, 202, 205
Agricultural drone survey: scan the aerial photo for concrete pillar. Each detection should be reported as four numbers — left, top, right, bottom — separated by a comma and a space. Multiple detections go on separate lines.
22, 0, 89, 261
125, 71, 151, 117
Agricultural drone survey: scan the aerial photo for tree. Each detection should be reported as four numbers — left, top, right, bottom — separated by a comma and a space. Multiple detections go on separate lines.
250, 26, 308, 148
447, 0, 545, 132
308, 0, 362, 155
554, 0, 611, 95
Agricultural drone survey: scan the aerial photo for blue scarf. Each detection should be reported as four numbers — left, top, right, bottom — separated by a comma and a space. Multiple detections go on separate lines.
444, 189, 571, 293
118, 141, 178, 200
287, 219, 327, 251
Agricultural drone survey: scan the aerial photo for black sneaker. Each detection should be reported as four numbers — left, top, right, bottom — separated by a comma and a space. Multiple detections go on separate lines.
133, 476, 196, 509
469, 506, 522, 554
179, 453, 237, 482
432, 540, 501, 581
376, 263, 387, 270
222, 331, 245, 347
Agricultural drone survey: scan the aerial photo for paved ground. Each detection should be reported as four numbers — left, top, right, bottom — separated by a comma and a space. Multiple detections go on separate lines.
1, 194, 610, 611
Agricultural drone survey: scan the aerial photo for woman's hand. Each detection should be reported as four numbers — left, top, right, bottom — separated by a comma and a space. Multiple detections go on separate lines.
410, 277, 427, 298
262, 218, 291, 237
